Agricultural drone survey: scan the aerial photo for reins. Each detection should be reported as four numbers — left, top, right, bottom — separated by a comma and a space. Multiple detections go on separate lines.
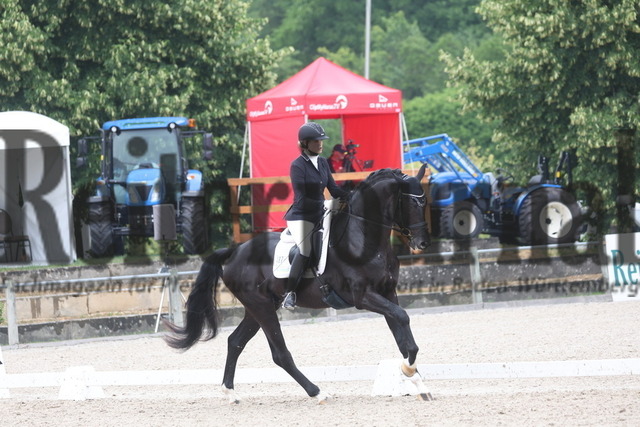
331, 188, 426, 245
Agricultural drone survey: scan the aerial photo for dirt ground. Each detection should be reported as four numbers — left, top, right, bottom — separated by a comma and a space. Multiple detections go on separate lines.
1, 298, 639, 426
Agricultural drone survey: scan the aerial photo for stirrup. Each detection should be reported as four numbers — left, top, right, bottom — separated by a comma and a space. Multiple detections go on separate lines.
282, 291, 296, 310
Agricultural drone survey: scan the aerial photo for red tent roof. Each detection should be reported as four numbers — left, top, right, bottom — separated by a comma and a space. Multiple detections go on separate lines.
247, 57, 402, 121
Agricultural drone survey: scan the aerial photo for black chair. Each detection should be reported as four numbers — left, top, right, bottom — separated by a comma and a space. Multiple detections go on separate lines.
0, 209, 32, 262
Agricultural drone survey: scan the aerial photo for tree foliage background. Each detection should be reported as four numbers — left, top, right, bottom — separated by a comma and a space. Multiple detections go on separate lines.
249, 0, 501, 169
443, 0, 640, 233
250, 0, 639, 234
0, 0, 284, 250
1, 0, 638, 253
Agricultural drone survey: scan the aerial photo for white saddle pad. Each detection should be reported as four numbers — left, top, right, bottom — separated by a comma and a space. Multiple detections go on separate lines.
273, 199, 336, 278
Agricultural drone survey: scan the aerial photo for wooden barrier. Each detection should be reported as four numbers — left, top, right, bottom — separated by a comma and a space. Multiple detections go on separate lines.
227, 172, 372, 243
227, 170, 429, 243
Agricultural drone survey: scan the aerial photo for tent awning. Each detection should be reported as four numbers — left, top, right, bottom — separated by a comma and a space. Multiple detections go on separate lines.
244, 58, 406, 232
247, 57, 402, 121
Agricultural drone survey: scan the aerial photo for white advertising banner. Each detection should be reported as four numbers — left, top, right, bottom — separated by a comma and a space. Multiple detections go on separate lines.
0, 111, 76, 263
605, 232, 640, 301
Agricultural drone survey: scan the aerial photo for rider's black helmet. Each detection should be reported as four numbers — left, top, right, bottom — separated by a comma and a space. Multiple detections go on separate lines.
298, 122, 329, 141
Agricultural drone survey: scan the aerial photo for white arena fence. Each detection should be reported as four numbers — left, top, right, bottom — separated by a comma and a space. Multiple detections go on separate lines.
1, 354, 639, 400
1, 268, 194, 345
1, 241, 605, 346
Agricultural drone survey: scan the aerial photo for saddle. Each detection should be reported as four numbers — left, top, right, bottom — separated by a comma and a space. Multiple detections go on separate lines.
273, 199, 336, 279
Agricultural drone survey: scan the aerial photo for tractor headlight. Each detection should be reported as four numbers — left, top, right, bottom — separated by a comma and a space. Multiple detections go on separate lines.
128, 185, 142, 204
127, 182, 161, 204
126, 169, 163, 205
149, 182, 162, 203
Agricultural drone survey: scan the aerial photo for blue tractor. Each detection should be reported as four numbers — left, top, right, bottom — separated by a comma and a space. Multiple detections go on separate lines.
77, 117, 213, 256
403, 134, 582, 245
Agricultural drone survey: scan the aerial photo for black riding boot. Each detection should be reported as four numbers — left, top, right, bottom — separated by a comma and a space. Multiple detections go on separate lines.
282, 254, 309, 310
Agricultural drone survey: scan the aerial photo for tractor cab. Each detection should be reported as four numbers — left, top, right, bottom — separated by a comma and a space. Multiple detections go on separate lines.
79, 117, 212, 256
109, 129, 183, 204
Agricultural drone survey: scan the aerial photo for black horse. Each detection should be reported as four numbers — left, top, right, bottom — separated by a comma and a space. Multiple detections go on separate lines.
165, 165, 430, 402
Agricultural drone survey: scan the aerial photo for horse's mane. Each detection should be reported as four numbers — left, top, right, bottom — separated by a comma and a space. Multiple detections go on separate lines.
357, 168, 405, 193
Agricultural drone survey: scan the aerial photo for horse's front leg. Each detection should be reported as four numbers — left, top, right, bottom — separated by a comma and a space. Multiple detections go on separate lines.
383, 314, 421, 377
356, 289, 420, 372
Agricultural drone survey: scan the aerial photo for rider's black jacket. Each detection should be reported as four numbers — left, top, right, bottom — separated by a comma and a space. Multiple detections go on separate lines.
284, 153, 348, 224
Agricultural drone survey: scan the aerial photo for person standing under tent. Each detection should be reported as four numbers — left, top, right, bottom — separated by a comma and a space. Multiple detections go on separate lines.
328, 144, 346, 173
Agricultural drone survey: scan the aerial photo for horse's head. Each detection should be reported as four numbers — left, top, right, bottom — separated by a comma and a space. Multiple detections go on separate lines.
337, 166, 430, 255
396, 164, 431, 251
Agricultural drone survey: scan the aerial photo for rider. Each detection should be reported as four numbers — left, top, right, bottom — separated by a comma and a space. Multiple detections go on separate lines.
282, 122, 349, 310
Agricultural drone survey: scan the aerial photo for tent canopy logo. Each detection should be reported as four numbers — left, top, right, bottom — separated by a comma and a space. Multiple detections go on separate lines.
249, 100, 273, 118
336, 95, 348, 109
370, 94, 399, 110
286, 97, 304, 113
309, 95, 349, 112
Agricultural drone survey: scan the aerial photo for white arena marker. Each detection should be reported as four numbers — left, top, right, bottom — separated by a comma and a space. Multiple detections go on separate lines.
0, 358, 637, 400
58, 366, 105, 401
0, 346, 9, 398
371, 359, 433, 399
417, 358, 640, 380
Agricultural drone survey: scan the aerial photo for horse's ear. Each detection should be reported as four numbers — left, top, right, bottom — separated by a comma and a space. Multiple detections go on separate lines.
416, 163, 428, 182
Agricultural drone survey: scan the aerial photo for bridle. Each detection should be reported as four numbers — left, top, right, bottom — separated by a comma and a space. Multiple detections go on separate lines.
394, 190, 427, 239
333, 186, 427, 243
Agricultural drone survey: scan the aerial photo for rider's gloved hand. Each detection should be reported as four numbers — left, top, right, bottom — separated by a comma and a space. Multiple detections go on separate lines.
339, 191, 352, 204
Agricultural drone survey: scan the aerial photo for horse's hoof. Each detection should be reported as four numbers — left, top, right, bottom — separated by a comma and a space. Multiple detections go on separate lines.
418, 392, 435, 401
316, 391, 331, 404
400, 359, 417, 377
222, 385, 240, 404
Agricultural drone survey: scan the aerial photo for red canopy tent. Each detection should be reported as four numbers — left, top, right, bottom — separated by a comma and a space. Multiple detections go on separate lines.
245, 57, 404, 231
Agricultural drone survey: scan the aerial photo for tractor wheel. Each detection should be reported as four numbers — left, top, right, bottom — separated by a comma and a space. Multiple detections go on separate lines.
88, 202, 115, 257
440, 201, 484, 240
498, 229, 519, 245
181, 197, 208, 254
518, 188, 582, 246
429, 208, 442, 237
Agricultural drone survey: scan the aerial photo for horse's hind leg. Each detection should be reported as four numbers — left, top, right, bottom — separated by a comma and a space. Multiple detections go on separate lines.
222, 314, 260, 401
250, 307, 324, 400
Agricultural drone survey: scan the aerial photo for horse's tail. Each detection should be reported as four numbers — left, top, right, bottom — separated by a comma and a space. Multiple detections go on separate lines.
164, 247, 234, 350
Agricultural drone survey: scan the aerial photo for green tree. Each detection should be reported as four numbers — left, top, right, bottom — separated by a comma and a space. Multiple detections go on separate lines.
404, 87, 498, 171
317, 46, 363, 76
0, 0, 283, 249
369, 12, 432, 99
249, 0, 489, 83
320, 11, 473, 98
443, 0, 640, 234
389, 0, 488, 42
1, 0, 279, 139
267, 0, 365, 77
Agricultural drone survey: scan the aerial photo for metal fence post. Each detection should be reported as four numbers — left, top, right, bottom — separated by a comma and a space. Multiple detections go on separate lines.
5, 281, 19, 345
167, 269, 184, 328
598, 239, 612, 298
470, 247, 483, 305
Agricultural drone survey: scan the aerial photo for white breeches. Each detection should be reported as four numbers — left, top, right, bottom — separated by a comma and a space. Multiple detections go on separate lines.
286, 220, 315, 257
